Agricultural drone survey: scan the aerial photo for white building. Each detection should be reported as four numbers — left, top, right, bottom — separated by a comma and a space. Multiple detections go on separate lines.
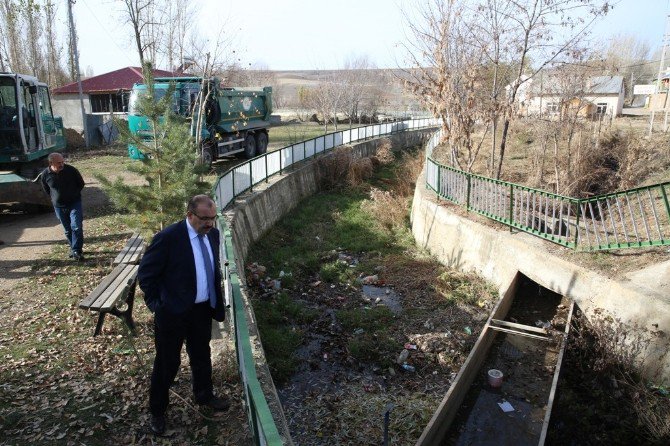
519, 75, 625, 118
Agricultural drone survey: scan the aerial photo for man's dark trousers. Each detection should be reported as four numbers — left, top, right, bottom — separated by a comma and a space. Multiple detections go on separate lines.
150, 302, 214, 415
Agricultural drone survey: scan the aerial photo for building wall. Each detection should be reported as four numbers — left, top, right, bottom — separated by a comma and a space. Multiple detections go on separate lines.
526, 94, 622, 117
52, 93, 91, 131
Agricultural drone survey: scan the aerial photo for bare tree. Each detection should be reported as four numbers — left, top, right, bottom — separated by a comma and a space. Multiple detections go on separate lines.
44, 1, 67, 86
341, 55, 376, 125
402, 0, 493, 171
120, 0, 163, 67
403, 0, 610, 178
0, 0, 26, 73
600, 34, 653, 105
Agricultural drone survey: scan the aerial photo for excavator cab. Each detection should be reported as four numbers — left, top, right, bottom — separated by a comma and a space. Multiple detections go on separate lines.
0, 73, 64, 164
0, 73, 66, 210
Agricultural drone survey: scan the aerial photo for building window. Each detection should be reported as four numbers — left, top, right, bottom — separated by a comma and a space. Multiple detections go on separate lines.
596, 103, 608, 116
90, 92, 129, 113
546, 102, 559, 114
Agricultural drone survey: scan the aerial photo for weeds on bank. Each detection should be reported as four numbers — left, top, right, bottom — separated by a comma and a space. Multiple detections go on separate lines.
548, 309, 670, 444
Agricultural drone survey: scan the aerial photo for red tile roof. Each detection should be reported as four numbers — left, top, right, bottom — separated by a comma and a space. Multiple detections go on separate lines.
52, 66, 176, 94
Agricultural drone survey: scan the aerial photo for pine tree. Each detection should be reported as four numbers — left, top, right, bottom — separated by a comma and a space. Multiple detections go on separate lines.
97, 64, 210, 234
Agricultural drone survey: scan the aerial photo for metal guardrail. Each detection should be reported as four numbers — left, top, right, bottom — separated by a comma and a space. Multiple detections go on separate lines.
425, 129, 670, 251
213, 118, 439, 445
214, 119, 439, 210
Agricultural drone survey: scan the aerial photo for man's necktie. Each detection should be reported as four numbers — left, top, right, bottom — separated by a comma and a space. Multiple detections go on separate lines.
197, 234, 217, 308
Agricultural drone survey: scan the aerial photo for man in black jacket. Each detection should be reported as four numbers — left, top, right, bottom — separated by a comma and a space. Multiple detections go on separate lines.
138, 194, 229, 436
40, 152, 85, 261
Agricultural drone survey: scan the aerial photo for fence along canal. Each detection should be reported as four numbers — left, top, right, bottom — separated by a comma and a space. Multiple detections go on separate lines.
424, 129, 670, 251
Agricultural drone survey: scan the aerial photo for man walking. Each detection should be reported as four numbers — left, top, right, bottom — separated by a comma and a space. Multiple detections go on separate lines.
40, 152, 85, 261
138, 194, 229, 436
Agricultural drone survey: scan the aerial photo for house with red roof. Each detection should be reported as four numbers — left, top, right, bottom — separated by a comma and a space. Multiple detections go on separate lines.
52, 66, 175, 132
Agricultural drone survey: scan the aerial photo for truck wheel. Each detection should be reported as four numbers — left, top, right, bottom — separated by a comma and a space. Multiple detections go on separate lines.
255, 132, 268, 155
243, 134, 256, 159
199, 143, 214, 169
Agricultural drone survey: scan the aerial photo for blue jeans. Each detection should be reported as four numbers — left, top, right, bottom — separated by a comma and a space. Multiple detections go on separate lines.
54, 201, 84, 255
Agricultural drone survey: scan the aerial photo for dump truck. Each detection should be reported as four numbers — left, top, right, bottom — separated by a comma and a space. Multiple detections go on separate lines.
127, 77, 272, 164
0, 73, 66, 210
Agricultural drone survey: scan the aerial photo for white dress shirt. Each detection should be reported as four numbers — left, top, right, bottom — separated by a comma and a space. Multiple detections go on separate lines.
186, 219, 215, 304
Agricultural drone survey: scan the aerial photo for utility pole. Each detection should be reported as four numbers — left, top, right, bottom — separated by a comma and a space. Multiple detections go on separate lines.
67, 0, 89, 148
649, 14, 670, 136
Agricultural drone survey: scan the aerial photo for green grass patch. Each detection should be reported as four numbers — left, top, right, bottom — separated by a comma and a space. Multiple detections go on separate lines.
337, 305, 395, 333
253, 292, 316, 382
338, 306, 398, 366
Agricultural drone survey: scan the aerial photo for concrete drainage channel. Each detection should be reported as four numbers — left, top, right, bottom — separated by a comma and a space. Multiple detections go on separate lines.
416, 272, 574, 445
214, 122, 670, 445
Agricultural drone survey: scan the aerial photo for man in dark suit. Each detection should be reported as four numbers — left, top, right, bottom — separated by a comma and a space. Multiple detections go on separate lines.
138, 194, 229, 436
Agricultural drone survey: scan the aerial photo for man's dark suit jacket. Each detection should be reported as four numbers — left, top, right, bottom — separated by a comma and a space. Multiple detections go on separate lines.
138, 220, 226, 322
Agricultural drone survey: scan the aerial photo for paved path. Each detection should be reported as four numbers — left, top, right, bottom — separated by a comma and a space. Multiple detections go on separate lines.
0, 212, 62, 293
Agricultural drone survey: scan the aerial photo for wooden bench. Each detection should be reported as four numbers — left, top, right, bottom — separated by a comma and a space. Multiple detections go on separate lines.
79, 234, 146, 336
112, 232, 145, 265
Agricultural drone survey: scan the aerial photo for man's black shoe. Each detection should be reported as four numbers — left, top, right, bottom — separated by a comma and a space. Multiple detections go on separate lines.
73, 253, 85, 261
198, 395, 230, 412
150, 414, 166, 435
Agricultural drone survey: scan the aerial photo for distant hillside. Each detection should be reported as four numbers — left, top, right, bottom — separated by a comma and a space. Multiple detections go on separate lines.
236, 69, 423, 113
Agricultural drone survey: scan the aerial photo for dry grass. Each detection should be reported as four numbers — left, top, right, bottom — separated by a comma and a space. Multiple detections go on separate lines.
559, 308, 670, 443
316, 145, 376, 189
373, 138, 396, 165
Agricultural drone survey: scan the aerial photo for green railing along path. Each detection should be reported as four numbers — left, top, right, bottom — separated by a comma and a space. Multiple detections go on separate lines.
424, 129, 670, 251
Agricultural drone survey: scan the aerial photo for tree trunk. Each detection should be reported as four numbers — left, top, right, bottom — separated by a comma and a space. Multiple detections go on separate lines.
495, 119, 510, 179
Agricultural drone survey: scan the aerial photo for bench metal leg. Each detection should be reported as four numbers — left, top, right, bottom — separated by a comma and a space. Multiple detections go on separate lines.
94, 313, 106, 337
92, 281, 138, 337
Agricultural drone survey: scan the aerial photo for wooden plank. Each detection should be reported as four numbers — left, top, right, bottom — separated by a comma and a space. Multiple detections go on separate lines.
112, 234, 137, 265
89, 265, 138, 311
539, 300, 575, 445
79, 263, 128, 309
490, 318, 548, 335
415, 272, 521, 446
112, 233, 145, 265
487, 324, 550, 341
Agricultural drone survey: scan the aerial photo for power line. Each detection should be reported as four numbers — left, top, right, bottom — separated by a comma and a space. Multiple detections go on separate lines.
78, 0, 137, 70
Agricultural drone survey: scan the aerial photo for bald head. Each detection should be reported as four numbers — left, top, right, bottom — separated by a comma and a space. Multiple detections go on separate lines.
48, 152, 65, 173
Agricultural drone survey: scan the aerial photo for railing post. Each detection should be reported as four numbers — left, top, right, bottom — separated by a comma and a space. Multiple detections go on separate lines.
466, 174, 472, 212
232, 169, 236, 196
660, 184, 670, 222
436, 163, 441, 200
509, 183, 514, 232
279, 149, 283, 175
574, 199, 581, 250
265, 154, 268, 183
249, 161, 253, 193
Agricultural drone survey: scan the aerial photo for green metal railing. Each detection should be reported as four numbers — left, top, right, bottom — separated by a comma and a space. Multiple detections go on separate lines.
424, 129, 670, 251
219, 222, 284, 445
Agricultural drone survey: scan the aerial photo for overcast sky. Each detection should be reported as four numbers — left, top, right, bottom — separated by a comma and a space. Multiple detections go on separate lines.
69, 0, 669, 76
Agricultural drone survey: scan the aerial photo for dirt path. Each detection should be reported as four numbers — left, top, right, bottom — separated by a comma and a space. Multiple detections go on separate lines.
0, 175, 108, 293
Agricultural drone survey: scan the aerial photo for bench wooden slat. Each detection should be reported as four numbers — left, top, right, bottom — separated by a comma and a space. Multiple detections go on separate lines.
79, 263, 130, 309
112, 232, 145, 265
89, 265, 138, 311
